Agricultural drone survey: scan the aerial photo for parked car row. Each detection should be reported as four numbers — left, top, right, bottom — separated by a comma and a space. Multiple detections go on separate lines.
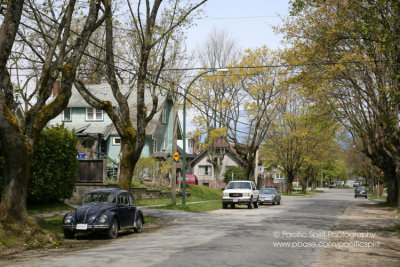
222, 180, 281, 209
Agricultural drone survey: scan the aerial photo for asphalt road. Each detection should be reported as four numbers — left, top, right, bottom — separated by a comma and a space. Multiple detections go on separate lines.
28, 189, 366, 267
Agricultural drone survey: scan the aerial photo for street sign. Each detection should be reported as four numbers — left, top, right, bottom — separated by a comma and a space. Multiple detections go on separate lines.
173, 151, 179, 162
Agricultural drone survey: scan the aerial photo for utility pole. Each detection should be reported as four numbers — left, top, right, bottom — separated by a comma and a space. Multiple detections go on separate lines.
254, 149, 259, 187
170, 87, 178, 205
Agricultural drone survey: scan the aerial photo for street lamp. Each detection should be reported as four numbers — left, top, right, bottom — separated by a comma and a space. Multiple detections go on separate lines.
182, 68, 229, 205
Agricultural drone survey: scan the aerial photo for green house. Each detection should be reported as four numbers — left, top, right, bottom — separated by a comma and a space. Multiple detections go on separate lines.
49, 83, 180, 170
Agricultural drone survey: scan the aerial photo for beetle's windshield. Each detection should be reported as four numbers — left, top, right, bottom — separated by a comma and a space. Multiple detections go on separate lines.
226, 182, 251, 189
260, 188, 275, 194
82, 192, 116, 204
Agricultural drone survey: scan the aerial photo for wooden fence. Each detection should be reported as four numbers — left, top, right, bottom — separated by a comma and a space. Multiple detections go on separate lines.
77, 159, 106, 184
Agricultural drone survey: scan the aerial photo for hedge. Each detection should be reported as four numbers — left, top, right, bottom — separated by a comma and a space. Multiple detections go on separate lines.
0, 125, 78, 204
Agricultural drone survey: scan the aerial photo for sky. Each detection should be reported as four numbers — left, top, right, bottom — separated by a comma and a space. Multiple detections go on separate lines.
185, 0, 291, 56
182, 0, 291, 135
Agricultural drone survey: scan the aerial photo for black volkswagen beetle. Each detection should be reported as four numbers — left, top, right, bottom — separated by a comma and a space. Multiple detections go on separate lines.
62, 188, 144, 239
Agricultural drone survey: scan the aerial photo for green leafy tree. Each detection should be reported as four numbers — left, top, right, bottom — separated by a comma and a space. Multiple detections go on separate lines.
223, 167, 246, 184
282, 0, 400, 206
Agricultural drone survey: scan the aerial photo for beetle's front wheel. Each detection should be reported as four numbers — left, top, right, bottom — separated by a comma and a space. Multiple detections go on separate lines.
107, 218, 118, 239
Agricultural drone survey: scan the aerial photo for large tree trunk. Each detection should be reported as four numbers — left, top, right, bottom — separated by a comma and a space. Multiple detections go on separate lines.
0, 126, 32, 223
381, 162, 398, 205
244, 159, 254, 180
117, 138, 138, 191
311, 176, 317, 191
286, 172, 294, 195
0, 152, 32, 224
301, 177, 308, 194
396, 175, 400, 208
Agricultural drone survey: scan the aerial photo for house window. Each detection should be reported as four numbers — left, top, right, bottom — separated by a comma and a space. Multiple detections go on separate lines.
199, 165, 212, 176
112, 137, 121, 145
152, 138, 158, 153
86, 107, 103, 121
161, 108, 167, 124
62, 108, 71, 121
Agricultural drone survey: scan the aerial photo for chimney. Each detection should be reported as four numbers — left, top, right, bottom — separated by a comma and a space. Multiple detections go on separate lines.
53, 80, 60, 97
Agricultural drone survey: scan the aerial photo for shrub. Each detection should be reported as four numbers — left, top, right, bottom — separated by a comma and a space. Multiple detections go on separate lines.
28, 125, 79, 204
223, 166, 246, 183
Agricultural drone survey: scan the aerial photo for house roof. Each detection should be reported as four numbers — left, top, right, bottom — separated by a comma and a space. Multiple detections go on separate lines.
54, 83, 170, 137
190, 144, 245, 167
68, 84, 168, 108
60, 122, 115, 139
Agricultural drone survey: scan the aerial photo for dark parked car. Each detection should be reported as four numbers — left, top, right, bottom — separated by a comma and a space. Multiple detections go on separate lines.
62, 188, 144, 239
354, 186, 367, 198
258, 188, 281, 205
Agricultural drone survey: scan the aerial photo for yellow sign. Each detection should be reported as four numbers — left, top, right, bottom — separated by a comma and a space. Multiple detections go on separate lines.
173, 151, 179, 162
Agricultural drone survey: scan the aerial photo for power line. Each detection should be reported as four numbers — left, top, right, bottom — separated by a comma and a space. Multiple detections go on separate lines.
207, 15, 282, 20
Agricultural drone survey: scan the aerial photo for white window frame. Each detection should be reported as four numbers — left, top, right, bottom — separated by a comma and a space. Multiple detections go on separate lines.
112, 137, 121, 146
161, 108, 167, 124
152, 138, 158, 153
86, 107, 103, 121
199, 165, 212, 176
62, 108, 72, 121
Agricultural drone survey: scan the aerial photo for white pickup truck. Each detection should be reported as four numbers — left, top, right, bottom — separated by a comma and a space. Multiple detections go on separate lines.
222, 180, 259, 209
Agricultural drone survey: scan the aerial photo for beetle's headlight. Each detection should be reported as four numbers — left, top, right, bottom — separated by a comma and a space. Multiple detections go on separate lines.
99, 214, 108, 224
64, 215, 73, 224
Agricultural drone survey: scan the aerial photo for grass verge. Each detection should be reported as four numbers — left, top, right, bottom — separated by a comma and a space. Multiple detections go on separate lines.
281, 190, 324, 196
137, 185, 222, 206
0, 220, 59, 251
28, 202, 73, 215
149, 200, 222, 212
1, 213, 158, 253
382, 226, 400, 233
367, 194, 386, 200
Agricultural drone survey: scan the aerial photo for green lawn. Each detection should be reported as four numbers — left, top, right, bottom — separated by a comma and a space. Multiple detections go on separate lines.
281, 190, 324, 196
27, 202, 73, 215
137, 185, 222, 206
382, 226, 400, 233
149, 200, 222, 212
367, 194, 386, 200
36, 216, 64, 239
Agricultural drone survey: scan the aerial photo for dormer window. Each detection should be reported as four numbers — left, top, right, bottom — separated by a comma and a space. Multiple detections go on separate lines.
86, 107, 103, 121
62, 108, 72, 121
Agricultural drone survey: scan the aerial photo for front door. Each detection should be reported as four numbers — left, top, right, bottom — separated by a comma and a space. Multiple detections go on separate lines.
117, 193, 130, 227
